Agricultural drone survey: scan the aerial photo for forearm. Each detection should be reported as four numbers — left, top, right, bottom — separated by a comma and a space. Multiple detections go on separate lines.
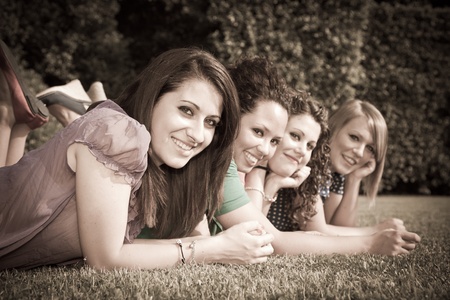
305, 199, 375, 236
305, 222, 376, 236
245, 168, 269, 212
272, 231, 370, 255
87, 236, 220, 270
329, 177, 361, 226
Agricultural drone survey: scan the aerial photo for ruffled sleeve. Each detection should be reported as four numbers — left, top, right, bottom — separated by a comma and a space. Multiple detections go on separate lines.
71, 101, 150, 243
73, 102, 150, 186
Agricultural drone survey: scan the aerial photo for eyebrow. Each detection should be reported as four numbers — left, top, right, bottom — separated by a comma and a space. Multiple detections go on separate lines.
258, 123, 283, 139
292, 127, 305, 137
349, 129, 374, 144
180, 100, 221, 118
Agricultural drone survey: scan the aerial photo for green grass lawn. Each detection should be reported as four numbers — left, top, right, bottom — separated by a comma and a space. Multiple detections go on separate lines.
1, 196, 449, 299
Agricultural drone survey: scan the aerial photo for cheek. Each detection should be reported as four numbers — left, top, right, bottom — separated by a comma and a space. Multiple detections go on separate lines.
361, 151, 373, 163
203, 130, 214, 147
304, 153, 312, 166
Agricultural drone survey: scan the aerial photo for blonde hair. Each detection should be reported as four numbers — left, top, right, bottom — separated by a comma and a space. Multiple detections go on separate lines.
329, 100, 388, 203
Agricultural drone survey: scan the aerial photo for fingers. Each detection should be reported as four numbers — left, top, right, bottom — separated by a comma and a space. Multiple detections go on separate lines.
402, 241, 417, 251
239, 220, 265, 233
401, 231, 421, 243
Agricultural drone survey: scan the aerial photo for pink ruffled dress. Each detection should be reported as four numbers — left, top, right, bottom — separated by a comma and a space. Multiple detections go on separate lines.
0, 100, 150, 270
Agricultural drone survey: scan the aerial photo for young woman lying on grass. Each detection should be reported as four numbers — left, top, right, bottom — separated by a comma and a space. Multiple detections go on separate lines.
212, 63, 420, 255
321, 99, 396, 227
0, 45, 274, 270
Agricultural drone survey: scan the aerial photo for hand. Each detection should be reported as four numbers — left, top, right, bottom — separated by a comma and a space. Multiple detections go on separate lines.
367, 229, 421, 256
375, 218, 406, 232
349, 158, 376, 180
266, 166, 311, 191
215, 221, 274, 264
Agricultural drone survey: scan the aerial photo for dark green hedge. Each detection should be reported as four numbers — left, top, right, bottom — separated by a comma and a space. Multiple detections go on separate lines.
207, 0, 449, 194
357, 3, 450, 193
0, 0, 448, 194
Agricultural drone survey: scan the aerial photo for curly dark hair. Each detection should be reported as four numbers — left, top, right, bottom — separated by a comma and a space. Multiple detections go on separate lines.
227, 56, 291, 115
284, 91, 332, 229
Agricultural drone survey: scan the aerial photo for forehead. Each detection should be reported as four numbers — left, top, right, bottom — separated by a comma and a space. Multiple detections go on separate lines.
340, 116, 373, 140
242, 101, 288, 129
288, 114, 321, 140
172, 79, 223, 113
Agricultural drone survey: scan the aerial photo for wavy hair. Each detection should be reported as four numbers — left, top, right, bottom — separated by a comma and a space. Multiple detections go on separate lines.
328, 99, 388, 204
284, 91, 332, 229
227, 56, 290, 114
115, 48, 240, 238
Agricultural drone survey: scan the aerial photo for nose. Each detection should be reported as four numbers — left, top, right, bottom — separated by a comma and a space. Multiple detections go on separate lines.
256, 139, 271, 157
186, 121, 205, 145
353, 144, 364, 158
294, 142, 306, 157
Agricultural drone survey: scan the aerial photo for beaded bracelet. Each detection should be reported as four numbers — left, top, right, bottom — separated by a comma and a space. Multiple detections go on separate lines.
245, 186, 265, 199
264, 193, 278, 203
245, 186, 278, 203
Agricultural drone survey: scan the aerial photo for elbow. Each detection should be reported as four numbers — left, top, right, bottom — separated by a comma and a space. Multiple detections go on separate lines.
84, 256, 116, 271
83, 250, 123, 271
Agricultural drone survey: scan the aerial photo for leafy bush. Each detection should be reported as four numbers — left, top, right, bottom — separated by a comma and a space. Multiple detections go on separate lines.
1, 0, 448, 194
208, 0, 449, 194
357, 3, 450, 194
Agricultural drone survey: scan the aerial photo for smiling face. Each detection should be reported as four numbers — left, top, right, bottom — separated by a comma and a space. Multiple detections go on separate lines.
268, 113, 321, 177
150, 79, 222, 169
329, 116, 376, 175
233, 101, 288, 173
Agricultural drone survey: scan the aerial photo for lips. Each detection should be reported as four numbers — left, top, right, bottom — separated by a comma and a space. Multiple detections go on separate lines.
284, 153, 300, 165
172, 137, 196, 151
244, 151, 260, 165
343, 154, 357, 166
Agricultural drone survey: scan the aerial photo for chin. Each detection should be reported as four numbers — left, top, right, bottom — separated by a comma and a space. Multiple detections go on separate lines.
165, 159, 189, 169
271, 166, 294, 177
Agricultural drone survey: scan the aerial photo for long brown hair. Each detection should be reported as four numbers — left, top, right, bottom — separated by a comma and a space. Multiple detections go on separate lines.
115, 48, 240, 238
286, 91, 331, 228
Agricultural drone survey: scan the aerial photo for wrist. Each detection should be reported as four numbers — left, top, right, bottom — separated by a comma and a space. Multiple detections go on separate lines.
254, 165, 269, 172
263, 190, 278, 203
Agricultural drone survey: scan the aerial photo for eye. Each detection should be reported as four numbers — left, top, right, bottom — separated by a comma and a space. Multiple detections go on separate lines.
253, 128, 263, 137
290, 132, 300, 141
367, 145, 376, 155
271, 138, 281, 146
307, 143, 316, 151
349, 134, 359, 141
179, 106, 193, 116
205, 118, 219, 128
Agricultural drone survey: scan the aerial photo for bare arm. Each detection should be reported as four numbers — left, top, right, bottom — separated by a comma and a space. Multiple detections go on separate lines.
305, 196, 383, 236
216, 202, 420, 256
325, 159, 377, 226
245, 166, 310, 216
71, 144, 274, 270
322, 176, 361, 226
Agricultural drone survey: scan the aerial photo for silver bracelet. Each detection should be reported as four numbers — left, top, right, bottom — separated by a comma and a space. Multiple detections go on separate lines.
189, 240, 196, 263
176, 239, 186, 264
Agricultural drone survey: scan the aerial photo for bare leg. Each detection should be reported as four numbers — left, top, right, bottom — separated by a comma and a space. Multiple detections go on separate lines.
0, 70, 13, 167
6, 123, 30, 166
